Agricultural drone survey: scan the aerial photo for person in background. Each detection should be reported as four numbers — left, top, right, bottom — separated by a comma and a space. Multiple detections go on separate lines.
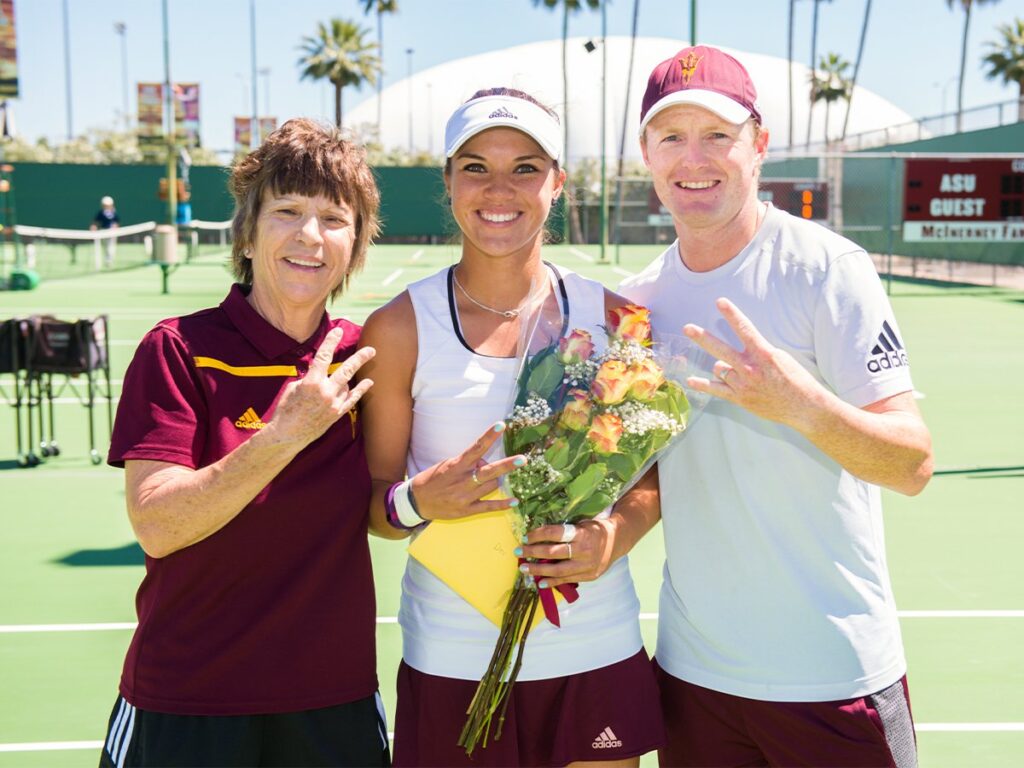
359, 87, 665, 767
90, 195, 120, 267
98, 119, 390, 768
619, 45, 933, 768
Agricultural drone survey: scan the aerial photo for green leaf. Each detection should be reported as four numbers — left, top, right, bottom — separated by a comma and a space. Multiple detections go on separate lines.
526, 353, 566, 399
606, 452, 641, 481
572, 491, 614, 518
566, 463, 607, 506
544, 438, 571, 470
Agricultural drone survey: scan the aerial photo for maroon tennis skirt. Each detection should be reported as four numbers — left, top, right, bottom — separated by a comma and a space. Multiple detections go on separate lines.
392, 649, 664, 767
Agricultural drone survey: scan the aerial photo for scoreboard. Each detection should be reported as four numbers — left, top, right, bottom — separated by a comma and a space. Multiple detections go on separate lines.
757, 179, 829, 222
903, 158, 1024, 242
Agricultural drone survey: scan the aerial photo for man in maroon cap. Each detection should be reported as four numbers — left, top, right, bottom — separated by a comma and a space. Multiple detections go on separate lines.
620, 45, 933, 767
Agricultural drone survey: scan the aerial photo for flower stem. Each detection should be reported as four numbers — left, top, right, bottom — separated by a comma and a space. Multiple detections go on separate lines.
457, 574, 539, 756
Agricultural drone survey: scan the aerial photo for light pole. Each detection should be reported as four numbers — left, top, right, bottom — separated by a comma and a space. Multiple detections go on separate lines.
62, 0, 73, 139
114, 22, 129, 130
249, 0, 258, 148
406, 48, 414, 154
259, 67, 271, 117
161, 0, 177, 226
599, 4, 608, 262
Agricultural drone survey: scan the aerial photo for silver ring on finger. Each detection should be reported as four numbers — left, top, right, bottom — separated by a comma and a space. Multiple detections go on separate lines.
566, 542, 573, 560
719, 367, 733, 385
559, 522, 577, 543
471, 468, 481, 485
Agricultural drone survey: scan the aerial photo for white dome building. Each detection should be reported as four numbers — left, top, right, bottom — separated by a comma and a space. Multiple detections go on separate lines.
347, 37, 922, 161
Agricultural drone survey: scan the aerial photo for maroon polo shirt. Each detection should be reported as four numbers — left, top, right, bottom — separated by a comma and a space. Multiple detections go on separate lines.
108, 284, 376, 715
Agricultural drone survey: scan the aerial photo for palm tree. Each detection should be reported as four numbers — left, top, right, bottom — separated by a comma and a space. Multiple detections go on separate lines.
840, 0, 872, 141
297, 19, 380, 129
362, 0, 399, 141
946, 0, 1002, 132
982, 17, 1024, 121
533, 0, 601, 243
805, 0, 834, 148
810, 52, 852, 145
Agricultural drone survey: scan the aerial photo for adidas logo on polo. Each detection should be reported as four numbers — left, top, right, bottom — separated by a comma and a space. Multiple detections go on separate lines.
866, 321, 909, 373
592, 726, 623, 749
488, 106, 517, 120
235, 407, 267, 430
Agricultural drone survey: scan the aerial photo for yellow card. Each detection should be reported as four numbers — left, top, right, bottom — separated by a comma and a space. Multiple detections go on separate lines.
407, 492, 562, 629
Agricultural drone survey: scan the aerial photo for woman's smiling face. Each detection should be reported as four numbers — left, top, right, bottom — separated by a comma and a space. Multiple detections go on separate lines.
446, 127, 565, 262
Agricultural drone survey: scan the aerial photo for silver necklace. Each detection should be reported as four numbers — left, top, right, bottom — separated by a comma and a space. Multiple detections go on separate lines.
452, 269, 523, 320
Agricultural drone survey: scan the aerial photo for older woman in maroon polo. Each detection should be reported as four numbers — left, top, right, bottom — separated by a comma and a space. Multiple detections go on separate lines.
99, 119, 388, 768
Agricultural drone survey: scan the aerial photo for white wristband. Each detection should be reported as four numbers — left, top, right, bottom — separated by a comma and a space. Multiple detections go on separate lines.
394, 479, 426, 528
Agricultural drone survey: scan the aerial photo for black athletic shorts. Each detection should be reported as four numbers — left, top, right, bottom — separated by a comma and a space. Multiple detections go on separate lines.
98, 692, 390, 767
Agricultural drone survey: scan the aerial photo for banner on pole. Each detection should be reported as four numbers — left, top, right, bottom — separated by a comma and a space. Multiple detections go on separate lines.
234, 117, 252, 156
0, 0, 19, 98
173, 82, 201, 148
137, 82, 165, 158
259, 117, 277, 142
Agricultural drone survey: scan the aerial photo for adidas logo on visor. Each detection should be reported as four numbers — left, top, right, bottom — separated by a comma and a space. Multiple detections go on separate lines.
488, 107, 518, 120
866, 320, 909, 373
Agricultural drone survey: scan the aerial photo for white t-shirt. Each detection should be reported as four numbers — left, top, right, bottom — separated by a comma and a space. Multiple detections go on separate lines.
619, 204, 914, 701
400, 263, 644, 681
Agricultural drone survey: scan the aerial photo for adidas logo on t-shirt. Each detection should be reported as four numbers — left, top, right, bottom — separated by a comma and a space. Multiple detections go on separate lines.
866, 320, 909, 373
234, 407, 267, 430
592, 726, 623, 749
488, 107, 517, 120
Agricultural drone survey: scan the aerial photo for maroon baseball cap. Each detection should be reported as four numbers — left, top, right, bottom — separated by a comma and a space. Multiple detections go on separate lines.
639, 45, 762, 133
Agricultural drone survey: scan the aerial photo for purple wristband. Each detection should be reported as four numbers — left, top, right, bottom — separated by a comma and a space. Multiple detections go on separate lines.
385, 481, 425, 531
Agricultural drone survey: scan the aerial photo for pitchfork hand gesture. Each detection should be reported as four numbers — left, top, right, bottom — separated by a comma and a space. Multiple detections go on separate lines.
683, 297, 825, 431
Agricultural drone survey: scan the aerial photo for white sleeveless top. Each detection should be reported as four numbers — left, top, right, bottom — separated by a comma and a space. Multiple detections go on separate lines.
400, 263, 643, 681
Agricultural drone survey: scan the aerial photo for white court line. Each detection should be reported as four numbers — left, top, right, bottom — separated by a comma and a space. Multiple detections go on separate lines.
4, 612, 1020, 634
410, 248, 424, 261
612, 267, 634, 278
568, 247, 595, 263
381, 268, 404, 286
4, 723, 1021, 752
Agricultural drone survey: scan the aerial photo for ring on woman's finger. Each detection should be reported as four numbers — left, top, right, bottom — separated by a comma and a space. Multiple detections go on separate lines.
719, 367, 734, 384
566, 542, 573, 560
559, 522, 576, 543
471, 468, 481, 485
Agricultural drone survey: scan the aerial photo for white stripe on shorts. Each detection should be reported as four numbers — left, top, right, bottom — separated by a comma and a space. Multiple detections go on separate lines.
116, 705, 136, 768
869, 681, 917, 768
374, 691, 388, 751
105, 698, 127, 756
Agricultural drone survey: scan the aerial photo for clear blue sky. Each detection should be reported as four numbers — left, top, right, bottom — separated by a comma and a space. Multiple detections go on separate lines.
12, 0, 1024, 154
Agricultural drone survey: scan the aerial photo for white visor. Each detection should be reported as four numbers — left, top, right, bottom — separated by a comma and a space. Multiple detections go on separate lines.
444, 95, 562, 162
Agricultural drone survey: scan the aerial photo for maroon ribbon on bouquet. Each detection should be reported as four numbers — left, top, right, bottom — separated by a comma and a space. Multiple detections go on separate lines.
519, 558, 579, 627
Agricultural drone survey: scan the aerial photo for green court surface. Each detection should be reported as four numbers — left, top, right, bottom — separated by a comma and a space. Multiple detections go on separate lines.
1, 245, 1022, 767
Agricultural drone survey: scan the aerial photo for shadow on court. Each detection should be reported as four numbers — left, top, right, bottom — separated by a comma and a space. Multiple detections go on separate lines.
55, 542, 145, 566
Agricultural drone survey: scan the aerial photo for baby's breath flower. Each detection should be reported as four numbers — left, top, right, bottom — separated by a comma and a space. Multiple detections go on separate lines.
599, 338, 651, 367
562, 358, 600, 387
611, 401, 684, 436
509, 394, 552, 428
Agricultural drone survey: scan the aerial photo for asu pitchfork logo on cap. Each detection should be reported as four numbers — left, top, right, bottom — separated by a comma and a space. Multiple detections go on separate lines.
678, 51, 702, 84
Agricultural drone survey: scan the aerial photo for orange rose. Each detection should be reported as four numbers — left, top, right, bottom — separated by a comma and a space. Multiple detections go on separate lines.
628, 357, 665, 401
607, 304, 652, 344
557, 329, 595, 364
558, 388, 593, 431
591, 359, 632, 405
587, 412, 624, 455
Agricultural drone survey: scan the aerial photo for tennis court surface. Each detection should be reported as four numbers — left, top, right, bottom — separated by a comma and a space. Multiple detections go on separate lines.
1, 244, 1022, 766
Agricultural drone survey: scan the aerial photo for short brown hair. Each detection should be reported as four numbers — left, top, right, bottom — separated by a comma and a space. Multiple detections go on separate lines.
229, 118, 381, 298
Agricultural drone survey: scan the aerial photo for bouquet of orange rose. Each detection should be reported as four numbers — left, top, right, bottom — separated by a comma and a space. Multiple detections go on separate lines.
458, 301, 705, 756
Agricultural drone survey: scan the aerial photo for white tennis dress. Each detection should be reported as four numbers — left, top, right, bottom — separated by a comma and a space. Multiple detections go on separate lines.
400, 263, 644, 681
